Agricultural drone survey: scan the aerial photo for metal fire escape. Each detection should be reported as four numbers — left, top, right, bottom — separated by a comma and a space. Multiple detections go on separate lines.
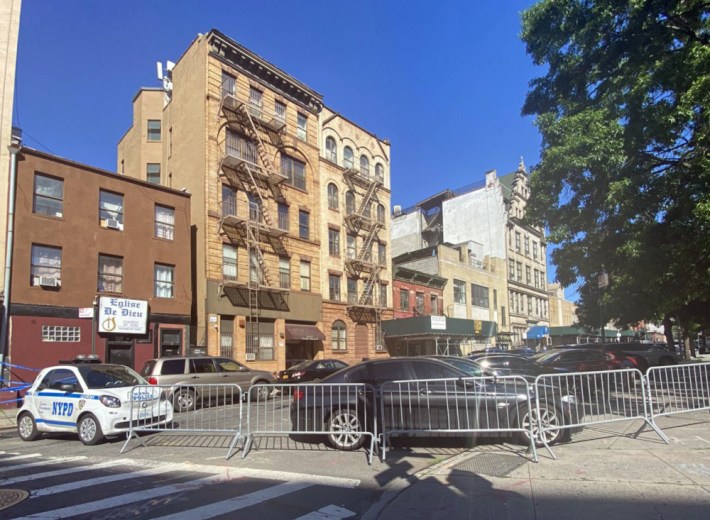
343, 166, 385, 347
217, 83, 290, 328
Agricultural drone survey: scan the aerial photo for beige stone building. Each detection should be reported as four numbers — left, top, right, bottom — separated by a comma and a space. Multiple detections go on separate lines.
118, 30, 392, 371
547, 283, 578, 327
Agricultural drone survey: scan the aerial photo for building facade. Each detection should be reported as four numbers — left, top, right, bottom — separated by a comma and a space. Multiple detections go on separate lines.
391, 266, 446, 320
8, 148, 192, 381
118, 30, 393, 371
547, 283, 577, 327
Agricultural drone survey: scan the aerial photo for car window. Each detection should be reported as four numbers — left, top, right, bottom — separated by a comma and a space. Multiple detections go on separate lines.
216, 359, 244, 372
160, 359, 187, 375
191, 358, 217, 374
333, 360, 348, 370
42, 369, 79, 390
411, 360, 459, 380
315, 362, 327, 369
346, 362, 409, 385
140, 361, 156, 377
79, 365, 145, 388
290, 360, 311, 370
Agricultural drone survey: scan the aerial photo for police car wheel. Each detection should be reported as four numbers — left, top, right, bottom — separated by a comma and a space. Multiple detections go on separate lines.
18, 412, 40, 441
78, 413, 105, 445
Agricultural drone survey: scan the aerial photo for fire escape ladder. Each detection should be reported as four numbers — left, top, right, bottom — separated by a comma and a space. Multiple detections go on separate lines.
237, 104, 276, 175
242, 164, 276, 229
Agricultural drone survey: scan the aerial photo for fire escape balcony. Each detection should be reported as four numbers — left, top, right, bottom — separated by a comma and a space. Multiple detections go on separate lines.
220, 150, 288, 190
221, 94, 287, 135
343, 167, 383, 190
219, 202, 288, 244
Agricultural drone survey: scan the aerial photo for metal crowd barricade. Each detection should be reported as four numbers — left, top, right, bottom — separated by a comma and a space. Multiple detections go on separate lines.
534, 368, 668, 458
646, 363, 710, 434
379, 375, 538, 462
243, 382, 378, 464
121, 383, 243, 459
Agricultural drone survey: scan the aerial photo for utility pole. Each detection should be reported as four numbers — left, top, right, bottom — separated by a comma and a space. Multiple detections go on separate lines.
598, 272, 609, 344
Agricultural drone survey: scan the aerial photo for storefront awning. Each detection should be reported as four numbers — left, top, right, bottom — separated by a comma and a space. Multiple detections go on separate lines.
381, 316, 497, 338
285, 324, 325, 341
526, 325, 550, 339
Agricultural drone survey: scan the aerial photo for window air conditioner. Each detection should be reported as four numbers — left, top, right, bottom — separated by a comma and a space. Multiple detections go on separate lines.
106, 219, 120, 229
39, 276, 59, 287
375, 344, 384, 352
245, 353, 256, 361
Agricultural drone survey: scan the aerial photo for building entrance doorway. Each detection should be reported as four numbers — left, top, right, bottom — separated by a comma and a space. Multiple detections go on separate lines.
106, 336, 134, 368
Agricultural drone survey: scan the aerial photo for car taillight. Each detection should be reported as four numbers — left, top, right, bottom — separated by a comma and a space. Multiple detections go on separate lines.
148, 377, 158, 385
292, 371, 305, 378
292, 390, 305, 401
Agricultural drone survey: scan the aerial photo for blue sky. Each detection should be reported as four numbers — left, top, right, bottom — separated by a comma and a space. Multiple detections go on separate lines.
15, 1, 572, 295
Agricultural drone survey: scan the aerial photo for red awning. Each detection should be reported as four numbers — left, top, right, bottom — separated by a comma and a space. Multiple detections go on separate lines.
285, 324, 325, 341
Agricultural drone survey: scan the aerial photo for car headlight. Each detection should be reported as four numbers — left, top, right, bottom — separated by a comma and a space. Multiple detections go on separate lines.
100, 395, 122, 408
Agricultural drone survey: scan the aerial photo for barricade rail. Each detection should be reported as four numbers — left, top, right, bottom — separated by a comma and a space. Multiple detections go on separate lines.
121, 383, 243, 459
379, 375, 538, 461
244, 382, 378, 464
646, 363, 710, 424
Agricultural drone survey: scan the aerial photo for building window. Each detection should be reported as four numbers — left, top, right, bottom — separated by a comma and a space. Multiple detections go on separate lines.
327, 183, 339, 210
343, 146, 354, 169
533, 241, 539, 261
42, 325, 81, 342
299, 210, 309, 240
347, 278, 358, 303
325, 136, 337, 162
516, 262, 522, 281
509, 259, 515, 280
99, 190, 124, 230
248, 87, 263, 118
223, 244, 237, 281
345, 191, 356, 215
472, 284, 489, 308
226, 129, 258, 163
328, 228, 340, 256
98, 254, 123, 293
378, 242, 386, 266
297, 113, 307, 141
147, 120, 161, 141
524, 235, 530, 256
399, 289, 409, 311
415, 292, 424, 314
274, 101, 286, 125
278, 203, 289, 231
221, 71, 236, 98
528, 297, 533, 315
31, 245, 61, 287
246, 322, 274, 361
375, 163, 384, 183
222, 185, 236, 217
281, 154, 306, 190
279, 257, 290, 289
331, 320, 347, 351
501, 306, 507, 326
377, 203, 385, 224
154, 264, 174, 298
359, 155, 370, 177
379, 282, 387, 307
346, 234, 357, 259
300, 260, 311, 291
248, 194, 262, 222
515, 231, 521, 253
526, 265, 532, 285
431, 294, 439, 315
33, 174, 64, 217
250, 251, 264, 285
534, 269, 540, 289
329, 274, 341, 301
155, 205, 175, 240
453, 279, 466, 304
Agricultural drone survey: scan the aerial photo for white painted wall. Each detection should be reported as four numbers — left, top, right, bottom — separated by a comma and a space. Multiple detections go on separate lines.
391, 211, 424, 258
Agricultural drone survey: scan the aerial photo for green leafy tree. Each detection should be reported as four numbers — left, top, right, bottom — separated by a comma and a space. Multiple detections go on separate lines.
521, 0, 710, 349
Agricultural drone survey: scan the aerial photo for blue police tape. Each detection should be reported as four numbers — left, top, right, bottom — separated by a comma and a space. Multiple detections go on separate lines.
0, 383, 31, 393
0, 361, 40, 372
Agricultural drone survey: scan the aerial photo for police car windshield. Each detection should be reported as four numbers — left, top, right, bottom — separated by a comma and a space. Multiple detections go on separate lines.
78, 365, 146, 389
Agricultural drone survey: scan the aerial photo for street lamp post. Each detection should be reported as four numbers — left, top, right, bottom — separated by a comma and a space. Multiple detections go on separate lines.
598, 272, 609, 344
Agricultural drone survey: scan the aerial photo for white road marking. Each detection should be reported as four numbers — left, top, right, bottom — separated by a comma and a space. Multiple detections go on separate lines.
0, 459, 125, 485
32, 465, 181, 496
0, 453, 42, 462
0, 456, 87, 473
294, 504, 357, 519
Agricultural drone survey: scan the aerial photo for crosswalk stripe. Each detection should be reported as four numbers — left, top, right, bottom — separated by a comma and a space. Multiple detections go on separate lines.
32, 465, 181, 497
13, 473, 236, 520
150, 481, 312, 520
0, 453, 42, 462
1, 458, 136, 485
0, 456, 87, 474
294, 505, 357, 519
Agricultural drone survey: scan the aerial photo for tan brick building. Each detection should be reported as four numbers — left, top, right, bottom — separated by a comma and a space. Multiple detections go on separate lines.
118, 30, 393, 371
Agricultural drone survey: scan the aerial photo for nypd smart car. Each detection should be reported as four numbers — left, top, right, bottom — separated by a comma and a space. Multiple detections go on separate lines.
17, 360, 173, 445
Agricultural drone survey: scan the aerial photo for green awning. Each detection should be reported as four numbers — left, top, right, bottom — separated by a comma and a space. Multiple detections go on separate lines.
382, 316, 497, 338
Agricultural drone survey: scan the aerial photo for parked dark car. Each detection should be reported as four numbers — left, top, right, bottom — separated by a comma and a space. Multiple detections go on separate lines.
291, 357, 581, 451
557, 343, 675, 372
467, 353, 570, 381
428, 355, 491, 377
531, 348, 616, 372
277, 359, 349, 383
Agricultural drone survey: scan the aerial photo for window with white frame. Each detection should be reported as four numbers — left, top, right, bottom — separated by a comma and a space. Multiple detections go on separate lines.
31, 244, 61, 287
98, 254, 123, 293
378, 242, 386, 265
42, 325, 81, 342
33, 174, 64, 217
299, 210, 309, 240
343, 146, 354, 169
415, 292, 424, 314
453, 279, 466, 304
329, 274, 341, 301
325, 136, 337, 162
99, 190, 124, 230
509, 259, 515, 280
345, 191, 356, 215
279, 256, 290, 289
278, 203, 289, 231
346, 234, 356, 259
147, 120, 161, 141
377, 203, 385, 224
331, 320, 347, 351
221, 71, 236, 98
375, 163, 384, 183
147, 163, 161, 184
250, 250, 264, 285
222, 185, 237, 217
222, 244, 237, 281
154, 264, 174, 298
274, 100, 286, 125
297, 113, 307, 140
249, 87, 263, 118
327, 183, 339, 210
328, 228, 340, 256
226, 129, 258, 163
300, 260, 311, 291
155, 205, 175, 240
399, 288, 409, 310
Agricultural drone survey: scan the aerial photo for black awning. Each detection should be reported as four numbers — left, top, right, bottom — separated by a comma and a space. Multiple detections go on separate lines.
285, 324, 325, 341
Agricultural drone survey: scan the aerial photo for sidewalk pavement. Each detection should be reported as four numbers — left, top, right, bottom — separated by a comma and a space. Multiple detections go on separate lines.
365, 413, 710, 519
0, 407, 16, 431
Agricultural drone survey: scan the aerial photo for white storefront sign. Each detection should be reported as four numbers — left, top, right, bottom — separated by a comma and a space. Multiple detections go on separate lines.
98, 297, 148, 334
431, 316, 447, 330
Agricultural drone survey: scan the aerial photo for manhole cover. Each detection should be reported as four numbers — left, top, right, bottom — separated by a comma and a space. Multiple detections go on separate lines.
0, 489, 29, 511
450, 453, 527, 478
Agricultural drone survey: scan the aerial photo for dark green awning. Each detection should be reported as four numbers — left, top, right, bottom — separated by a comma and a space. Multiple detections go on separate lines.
382, 316, 497, 338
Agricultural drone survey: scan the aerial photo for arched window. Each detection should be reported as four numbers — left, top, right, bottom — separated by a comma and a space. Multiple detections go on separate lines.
377, 203, 385, 224
331, 320, 347, 351
345, 191, 356, 215
360, 155, 370, 177
375, 163, 384, 182
325, 136, 337, 163
343, 147, 354, 169
327, 183, 339, 211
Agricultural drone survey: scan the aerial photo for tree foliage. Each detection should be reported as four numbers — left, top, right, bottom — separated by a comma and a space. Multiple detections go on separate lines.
521, 0, 710, 331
